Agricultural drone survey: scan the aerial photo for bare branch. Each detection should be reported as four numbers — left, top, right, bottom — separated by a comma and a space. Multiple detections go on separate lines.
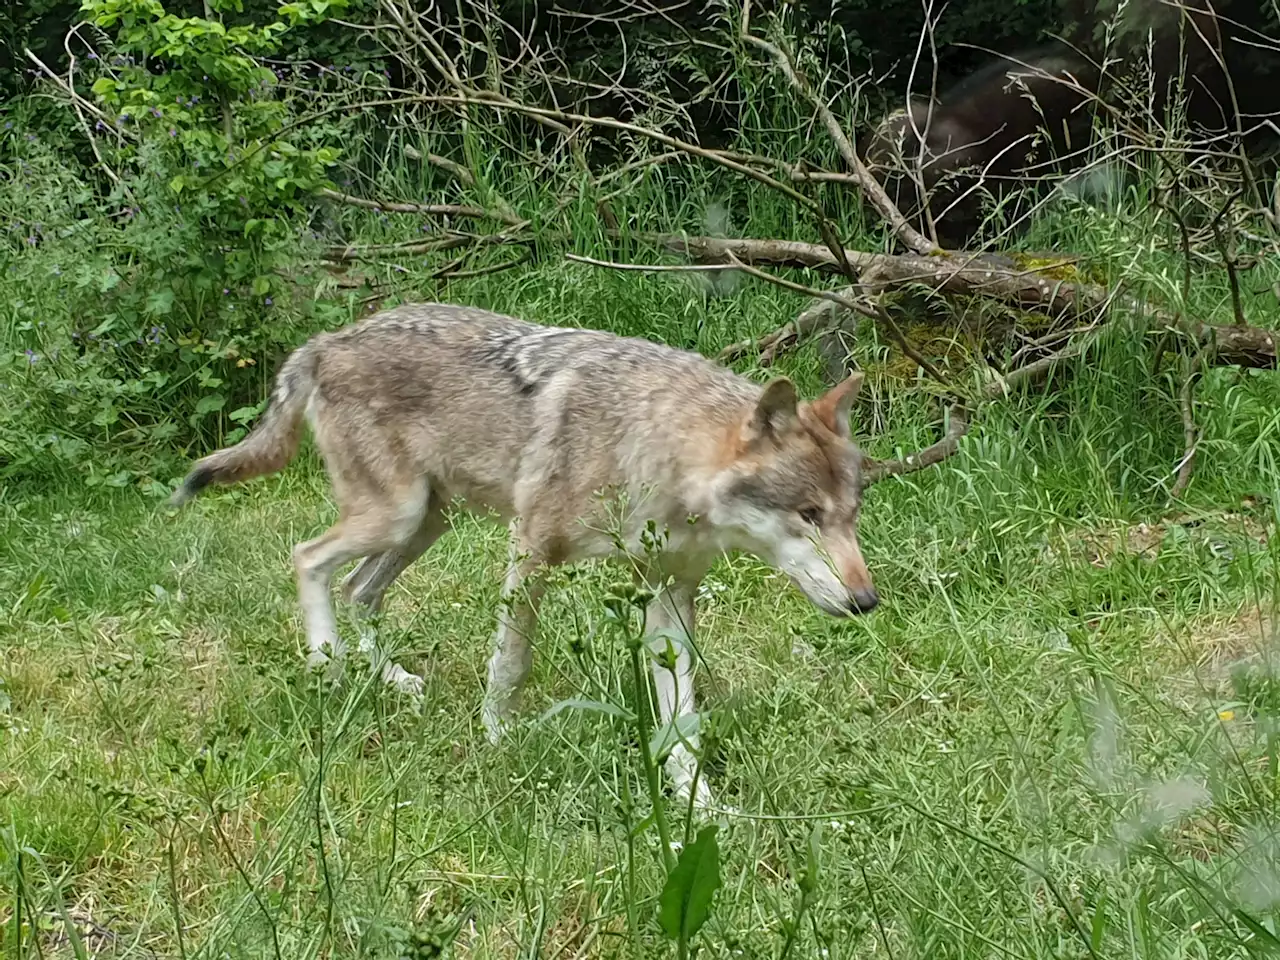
863, 333, 1087, 483
318, 188, 524, 227
565, 253, 740, 274
717, 286, 860, 366
403, 147, 476, 186
863, 407, 969, 483
322, 231, 524, 263
738, 8, 941, 255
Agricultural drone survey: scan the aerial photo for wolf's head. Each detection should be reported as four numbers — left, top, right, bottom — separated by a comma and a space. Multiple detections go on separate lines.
711, 373, 878, 617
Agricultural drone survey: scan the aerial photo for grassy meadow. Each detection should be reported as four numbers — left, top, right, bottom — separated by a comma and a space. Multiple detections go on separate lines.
4, 113, 1280, 960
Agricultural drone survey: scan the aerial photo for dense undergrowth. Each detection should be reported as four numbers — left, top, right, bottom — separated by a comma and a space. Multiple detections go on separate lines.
4, 4, 1280, 957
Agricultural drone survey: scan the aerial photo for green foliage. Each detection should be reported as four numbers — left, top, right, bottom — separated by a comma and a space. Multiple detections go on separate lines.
2, 253, 1280, 957
658, 825, 722, 954
0, 0, 374, 486
79, 0, 346, 265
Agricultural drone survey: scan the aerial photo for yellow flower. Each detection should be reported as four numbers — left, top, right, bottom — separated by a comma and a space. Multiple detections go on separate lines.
1218, 709, 1236, 722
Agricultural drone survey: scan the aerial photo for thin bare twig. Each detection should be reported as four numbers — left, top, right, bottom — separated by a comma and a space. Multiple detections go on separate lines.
739, 3, 942, 255
863, 406, 969, 482
1170, 363, 1201, 500
24, 46, 123, 137
564, 253, 741, 274
421, 149, 477, 186
318, 188, 524, 227
717, 286, 860, 366
26, 45, 132, 192
863, 333, 1087, 483
432, 250, 533, 281
322, 231, 522, 263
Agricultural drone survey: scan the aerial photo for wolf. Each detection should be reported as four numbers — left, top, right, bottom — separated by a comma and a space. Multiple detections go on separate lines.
169, 302, 878, 806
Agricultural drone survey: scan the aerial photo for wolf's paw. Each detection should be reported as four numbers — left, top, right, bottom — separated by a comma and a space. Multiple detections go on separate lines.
384, 663, 425, 698
481, 698, 517, 745
673, 776, 716, 814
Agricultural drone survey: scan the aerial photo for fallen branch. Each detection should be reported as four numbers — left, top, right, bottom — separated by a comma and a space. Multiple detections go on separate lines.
321, 234, 479, 262
565, 242, 1090, 483
717, 286, 859, 366
723, 251, 958, 393
863, 406, 969, 482
402, 146, 477, 187
432, 249, 533, 281
319, 213, 1278, 371
643, 233, 1279, 369
862, 335, 1087, 483
564, 253, 743, 274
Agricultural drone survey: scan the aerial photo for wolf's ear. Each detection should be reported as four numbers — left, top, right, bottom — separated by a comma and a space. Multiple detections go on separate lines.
809, 371, 864, 439
745, 377, 799, 443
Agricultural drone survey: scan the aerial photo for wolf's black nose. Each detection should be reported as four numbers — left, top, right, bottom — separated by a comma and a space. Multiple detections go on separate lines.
846, 588, 879, 614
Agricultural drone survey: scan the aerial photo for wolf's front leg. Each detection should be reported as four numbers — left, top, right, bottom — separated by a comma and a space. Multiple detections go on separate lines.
645, 579, 714, 811
481, 533, 547, 743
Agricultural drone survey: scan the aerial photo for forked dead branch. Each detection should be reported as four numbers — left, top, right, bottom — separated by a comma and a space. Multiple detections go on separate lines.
319, 0, 1279, 491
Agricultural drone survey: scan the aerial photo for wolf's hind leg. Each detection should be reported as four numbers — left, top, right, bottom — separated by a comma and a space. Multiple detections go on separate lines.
340, 507, 446, 612
291, 479, 428, 677
339, 507, 447, 696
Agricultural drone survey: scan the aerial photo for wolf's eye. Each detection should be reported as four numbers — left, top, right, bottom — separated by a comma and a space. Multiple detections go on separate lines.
799, 506, 824, 527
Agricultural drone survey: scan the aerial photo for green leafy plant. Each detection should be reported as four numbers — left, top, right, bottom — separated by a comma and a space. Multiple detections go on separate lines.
658, 824, 722, 960
0, 0, 362, 486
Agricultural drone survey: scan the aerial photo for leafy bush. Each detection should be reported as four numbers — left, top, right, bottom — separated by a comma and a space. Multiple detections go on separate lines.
1, 0, 367, 488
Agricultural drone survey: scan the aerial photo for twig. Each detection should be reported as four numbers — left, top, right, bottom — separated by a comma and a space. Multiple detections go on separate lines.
421, 93, 826, 214
318, 188, 524, 227
1208, 191, 1249, 327
862, 334, 1085, 483
23, 47, 124, 138
814, 220, 955, 390
26, 44, 132, 193
322, 236, 474, 262
863, 405, 970, 482
432, 250, 533, 281
321, 230, 527, 263
724, 250, 959, 392
1170, 364, 1201, 500
416, 149, 476, 186
718, 287, 860, 366
739, 6, 941, 255
564, 253, 742, 274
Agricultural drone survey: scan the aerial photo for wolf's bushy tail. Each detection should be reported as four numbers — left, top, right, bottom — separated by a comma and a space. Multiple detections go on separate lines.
169, 343, 319, 506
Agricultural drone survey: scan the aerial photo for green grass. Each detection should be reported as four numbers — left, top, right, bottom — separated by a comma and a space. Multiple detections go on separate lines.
4, 247, 1280, 957
5, 97, 1280, 957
